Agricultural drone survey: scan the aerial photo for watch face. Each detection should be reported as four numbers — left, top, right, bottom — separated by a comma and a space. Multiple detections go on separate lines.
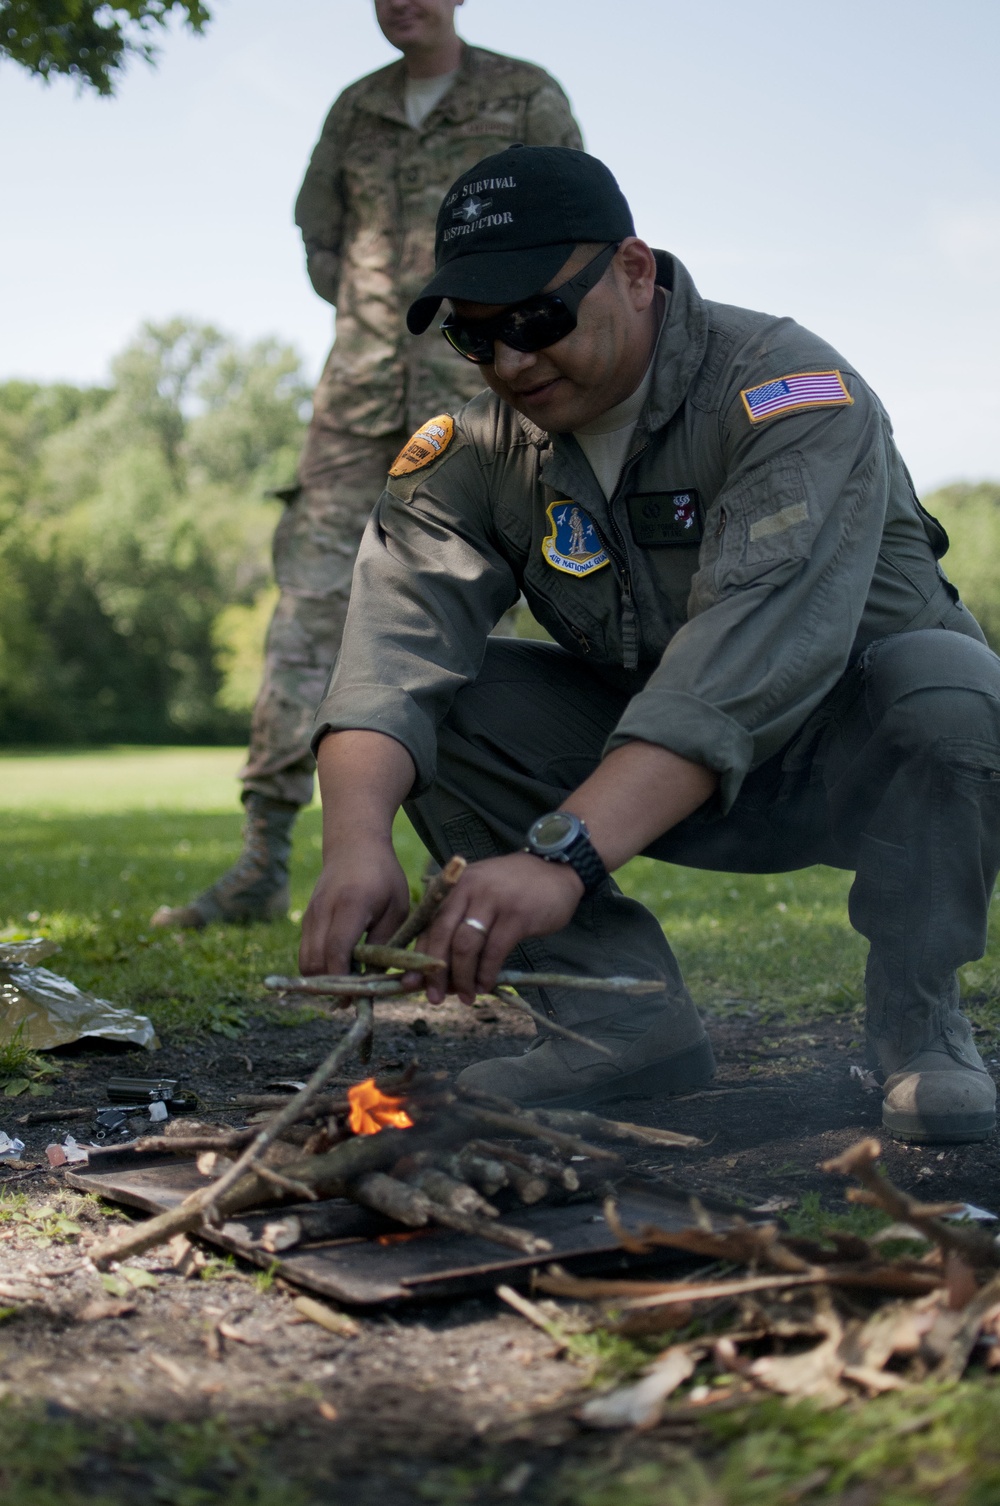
530, 811, 578, 854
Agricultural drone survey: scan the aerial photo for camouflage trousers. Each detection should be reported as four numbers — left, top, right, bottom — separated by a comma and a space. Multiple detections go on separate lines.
240, 428, 402, 808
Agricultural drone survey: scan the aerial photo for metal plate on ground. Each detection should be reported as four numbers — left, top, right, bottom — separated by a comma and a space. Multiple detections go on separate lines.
66, 1150, 723, 1306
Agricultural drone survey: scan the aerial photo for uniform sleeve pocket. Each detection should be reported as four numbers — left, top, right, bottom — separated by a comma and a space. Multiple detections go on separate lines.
715, 451, 813, 591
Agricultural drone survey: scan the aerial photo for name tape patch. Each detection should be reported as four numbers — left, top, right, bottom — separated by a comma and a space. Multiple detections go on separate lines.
389, 414, 455, 477
741, 370, 852, 425
542, 501, 609, 577
627, 490, 703, 548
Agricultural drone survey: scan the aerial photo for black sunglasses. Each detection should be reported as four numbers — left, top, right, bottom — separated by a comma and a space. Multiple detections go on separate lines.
439, 242, 621, 365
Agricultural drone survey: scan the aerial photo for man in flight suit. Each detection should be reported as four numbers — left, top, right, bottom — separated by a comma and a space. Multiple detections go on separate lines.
153, 0, 581, 930
300, 144, 1000, 1145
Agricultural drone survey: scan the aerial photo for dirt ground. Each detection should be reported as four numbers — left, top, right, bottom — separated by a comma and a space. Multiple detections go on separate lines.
2, 998, 998, 1501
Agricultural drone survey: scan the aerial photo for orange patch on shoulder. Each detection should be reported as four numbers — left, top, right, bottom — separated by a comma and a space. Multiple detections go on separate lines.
389, 414, 455, 477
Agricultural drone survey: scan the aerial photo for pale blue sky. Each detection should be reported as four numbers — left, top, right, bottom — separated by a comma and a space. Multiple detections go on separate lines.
1, 0, 998, 490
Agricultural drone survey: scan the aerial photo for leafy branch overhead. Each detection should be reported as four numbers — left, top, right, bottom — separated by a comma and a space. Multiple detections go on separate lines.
0, 1, 211, 95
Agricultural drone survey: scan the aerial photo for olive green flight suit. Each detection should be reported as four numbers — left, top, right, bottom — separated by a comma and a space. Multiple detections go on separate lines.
313, 251, 1000, 1080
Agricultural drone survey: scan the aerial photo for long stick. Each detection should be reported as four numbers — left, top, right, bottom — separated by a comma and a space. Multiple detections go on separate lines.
490, 988, 613, 1057
197, 1003, 374, 1227
264, 969, 665, 999
389, 855, 467, 948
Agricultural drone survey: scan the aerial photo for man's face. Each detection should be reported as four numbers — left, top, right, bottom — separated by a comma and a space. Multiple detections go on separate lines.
374, 0, 462, 51
448, 240, 659, 433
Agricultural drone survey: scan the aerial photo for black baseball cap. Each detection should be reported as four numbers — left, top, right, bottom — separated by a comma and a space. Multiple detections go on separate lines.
406, 145, 636, 335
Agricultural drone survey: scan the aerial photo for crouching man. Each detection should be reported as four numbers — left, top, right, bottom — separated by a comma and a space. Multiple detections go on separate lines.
300, 145, 1000, 1145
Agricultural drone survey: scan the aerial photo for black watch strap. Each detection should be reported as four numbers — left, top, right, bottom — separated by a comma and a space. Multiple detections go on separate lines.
561, 832, 607, 897
524, 813, 607, 897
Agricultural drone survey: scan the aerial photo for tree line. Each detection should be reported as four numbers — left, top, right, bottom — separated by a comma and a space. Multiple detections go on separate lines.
0, 320, 307, 744
1, 319, 997, 747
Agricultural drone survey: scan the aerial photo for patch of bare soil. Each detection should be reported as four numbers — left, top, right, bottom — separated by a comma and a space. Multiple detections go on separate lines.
1, 998, 997, 1501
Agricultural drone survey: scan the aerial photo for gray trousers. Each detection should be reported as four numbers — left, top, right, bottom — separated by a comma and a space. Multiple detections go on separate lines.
407, 630, 1000, 1072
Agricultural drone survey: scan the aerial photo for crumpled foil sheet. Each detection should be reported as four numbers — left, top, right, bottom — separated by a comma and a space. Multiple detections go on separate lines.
0, 938, 157, 1051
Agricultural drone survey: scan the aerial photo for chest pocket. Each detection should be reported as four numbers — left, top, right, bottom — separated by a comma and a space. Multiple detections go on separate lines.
714, 452, 813, 592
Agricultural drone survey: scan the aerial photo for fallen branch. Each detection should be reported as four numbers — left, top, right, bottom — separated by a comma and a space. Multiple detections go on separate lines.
822, 1139, 1000, 1271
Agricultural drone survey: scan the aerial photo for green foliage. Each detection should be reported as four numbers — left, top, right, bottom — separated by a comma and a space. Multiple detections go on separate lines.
925, 482, 1000, 652
0, 1022, 59, 1092
0, 321, 308, 746
0, 1, 211, 96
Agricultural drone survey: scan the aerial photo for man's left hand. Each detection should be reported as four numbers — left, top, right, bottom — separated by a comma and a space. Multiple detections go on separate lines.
420, 852, 584, 1004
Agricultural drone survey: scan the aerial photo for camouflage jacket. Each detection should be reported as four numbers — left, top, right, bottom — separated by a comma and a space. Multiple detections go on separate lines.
294, 44, 582, 437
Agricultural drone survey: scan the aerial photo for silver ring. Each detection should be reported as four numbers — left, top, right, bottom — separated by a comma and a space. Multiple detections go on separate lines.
462, 917, 488, 934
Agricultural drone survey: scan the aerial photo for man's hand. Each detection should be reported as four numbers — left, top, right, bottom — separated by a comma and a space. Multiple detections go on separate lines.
299, 838, 411, 977
298, 729, 417, 976
419, 852, 584, 1005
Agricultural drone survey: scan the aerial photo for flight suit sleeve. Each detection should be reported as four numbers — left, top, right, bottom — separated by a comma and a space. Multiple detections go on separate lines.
521, 78, 584, 150
310, 439, 521, 791
606, 359, 891, 811
294, 96, 350, 306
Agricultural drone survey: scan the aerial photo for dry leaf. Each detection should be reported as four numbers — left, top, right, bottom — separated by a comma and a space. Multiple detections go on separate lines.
578, 1345, 699, 1429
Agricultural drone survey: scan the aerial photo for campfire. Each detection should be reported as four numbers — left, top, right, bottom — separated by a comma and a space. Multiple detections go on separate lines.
86, 1064, 699, 1270
348, 1079, 414, 1136
86, 855, 697, 1274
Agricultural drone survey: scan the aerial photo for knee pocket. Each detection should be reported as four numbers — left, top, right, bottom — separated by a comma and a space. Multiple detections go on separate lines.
861, 631, 1000, 726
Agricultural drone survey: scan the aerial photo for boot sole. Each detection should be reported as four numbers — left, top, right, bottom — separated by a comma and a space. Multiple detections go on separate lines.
882, 1105, 995, 1144
521, 1036, 716, 1111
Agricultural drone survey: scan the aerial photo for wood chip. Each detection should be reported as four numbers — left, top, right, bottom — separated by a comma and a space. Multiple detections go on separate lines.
76, 1298, 137, 1322
149, 1352, 192, 1388
292, 1296, 360, 1337
218, 1320, 263, 1346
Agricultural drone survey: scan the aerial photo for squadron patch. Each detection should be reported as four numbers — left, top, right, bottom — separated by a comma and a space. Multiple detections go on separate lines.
627, 490, 703, 547
542, 501, 609, 577
389, 414, 455, 477
741, 370, 852, 425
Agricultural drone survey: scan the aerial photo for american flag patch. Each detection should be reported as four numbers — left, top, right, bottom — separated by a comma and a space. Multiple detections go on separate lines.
741, 370, 852, 425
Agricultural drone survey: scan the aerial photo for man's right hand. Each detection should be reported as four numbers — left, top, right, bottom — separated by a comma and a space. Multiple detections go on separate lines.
297, 729, 419, 976
299, 838, 411, 977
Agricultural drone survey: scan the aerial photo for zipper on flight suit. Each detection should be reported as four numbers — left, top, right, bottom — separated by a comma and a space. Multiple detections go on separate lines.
603, 439, 650, 671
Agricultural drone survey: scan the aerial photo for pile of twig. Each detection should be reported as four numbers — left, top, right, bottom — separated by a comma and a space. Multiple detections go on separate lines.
87, 1073, 699, 1268
88, 856, 694, 1270
520, 1138, 1000, 1427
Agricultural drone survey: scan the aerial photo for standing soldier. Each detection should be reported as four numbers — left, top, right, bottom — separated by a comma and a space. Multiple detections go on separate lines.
153, 0, 582, 929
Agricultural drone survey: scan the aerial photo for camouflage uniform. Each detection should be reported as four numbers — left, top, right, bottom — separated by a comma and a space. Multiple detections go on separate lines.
242, 45, 583, 808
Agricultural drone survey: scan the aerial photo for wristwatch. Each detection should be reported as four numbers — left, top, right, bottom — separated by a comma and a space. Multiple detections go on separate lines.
524, 811, 607, 896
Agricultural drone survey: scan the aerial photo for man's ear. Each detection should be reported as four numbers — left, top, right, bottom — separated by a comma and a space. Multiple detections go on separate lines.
616, 238, 658, 313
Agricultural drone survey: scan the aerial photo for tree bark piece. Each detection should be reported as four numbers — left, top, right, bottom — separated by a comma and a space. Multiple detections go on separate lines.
470, 1140, 580, 1192
396, 1161, 499, 1218
350, 1173, 431, 1227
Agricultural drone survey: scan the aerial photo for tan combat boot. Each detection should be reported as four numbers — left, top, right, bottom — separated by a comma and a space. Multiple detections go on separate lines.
879, 1017, 996, 1143
151, 793, 296, 929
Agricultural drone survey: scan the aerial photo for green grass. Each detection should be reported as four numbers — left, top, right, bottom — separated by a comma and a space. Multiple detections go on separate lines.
4, 746, 1000, 1503
0, 748, 428, 1039
4, 747, 1000, 1044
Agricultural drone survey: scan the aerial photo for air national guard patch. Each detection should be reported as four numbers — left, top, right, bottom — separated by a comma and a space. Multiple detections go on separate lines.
389, 414, 455, 477
542, 501, 609, 577
741, 370, 852, 425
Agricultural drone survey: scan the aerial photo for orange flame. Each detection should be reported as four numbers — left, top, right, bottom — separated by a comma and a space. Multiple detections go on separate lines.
348, 1077, 414, 1136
